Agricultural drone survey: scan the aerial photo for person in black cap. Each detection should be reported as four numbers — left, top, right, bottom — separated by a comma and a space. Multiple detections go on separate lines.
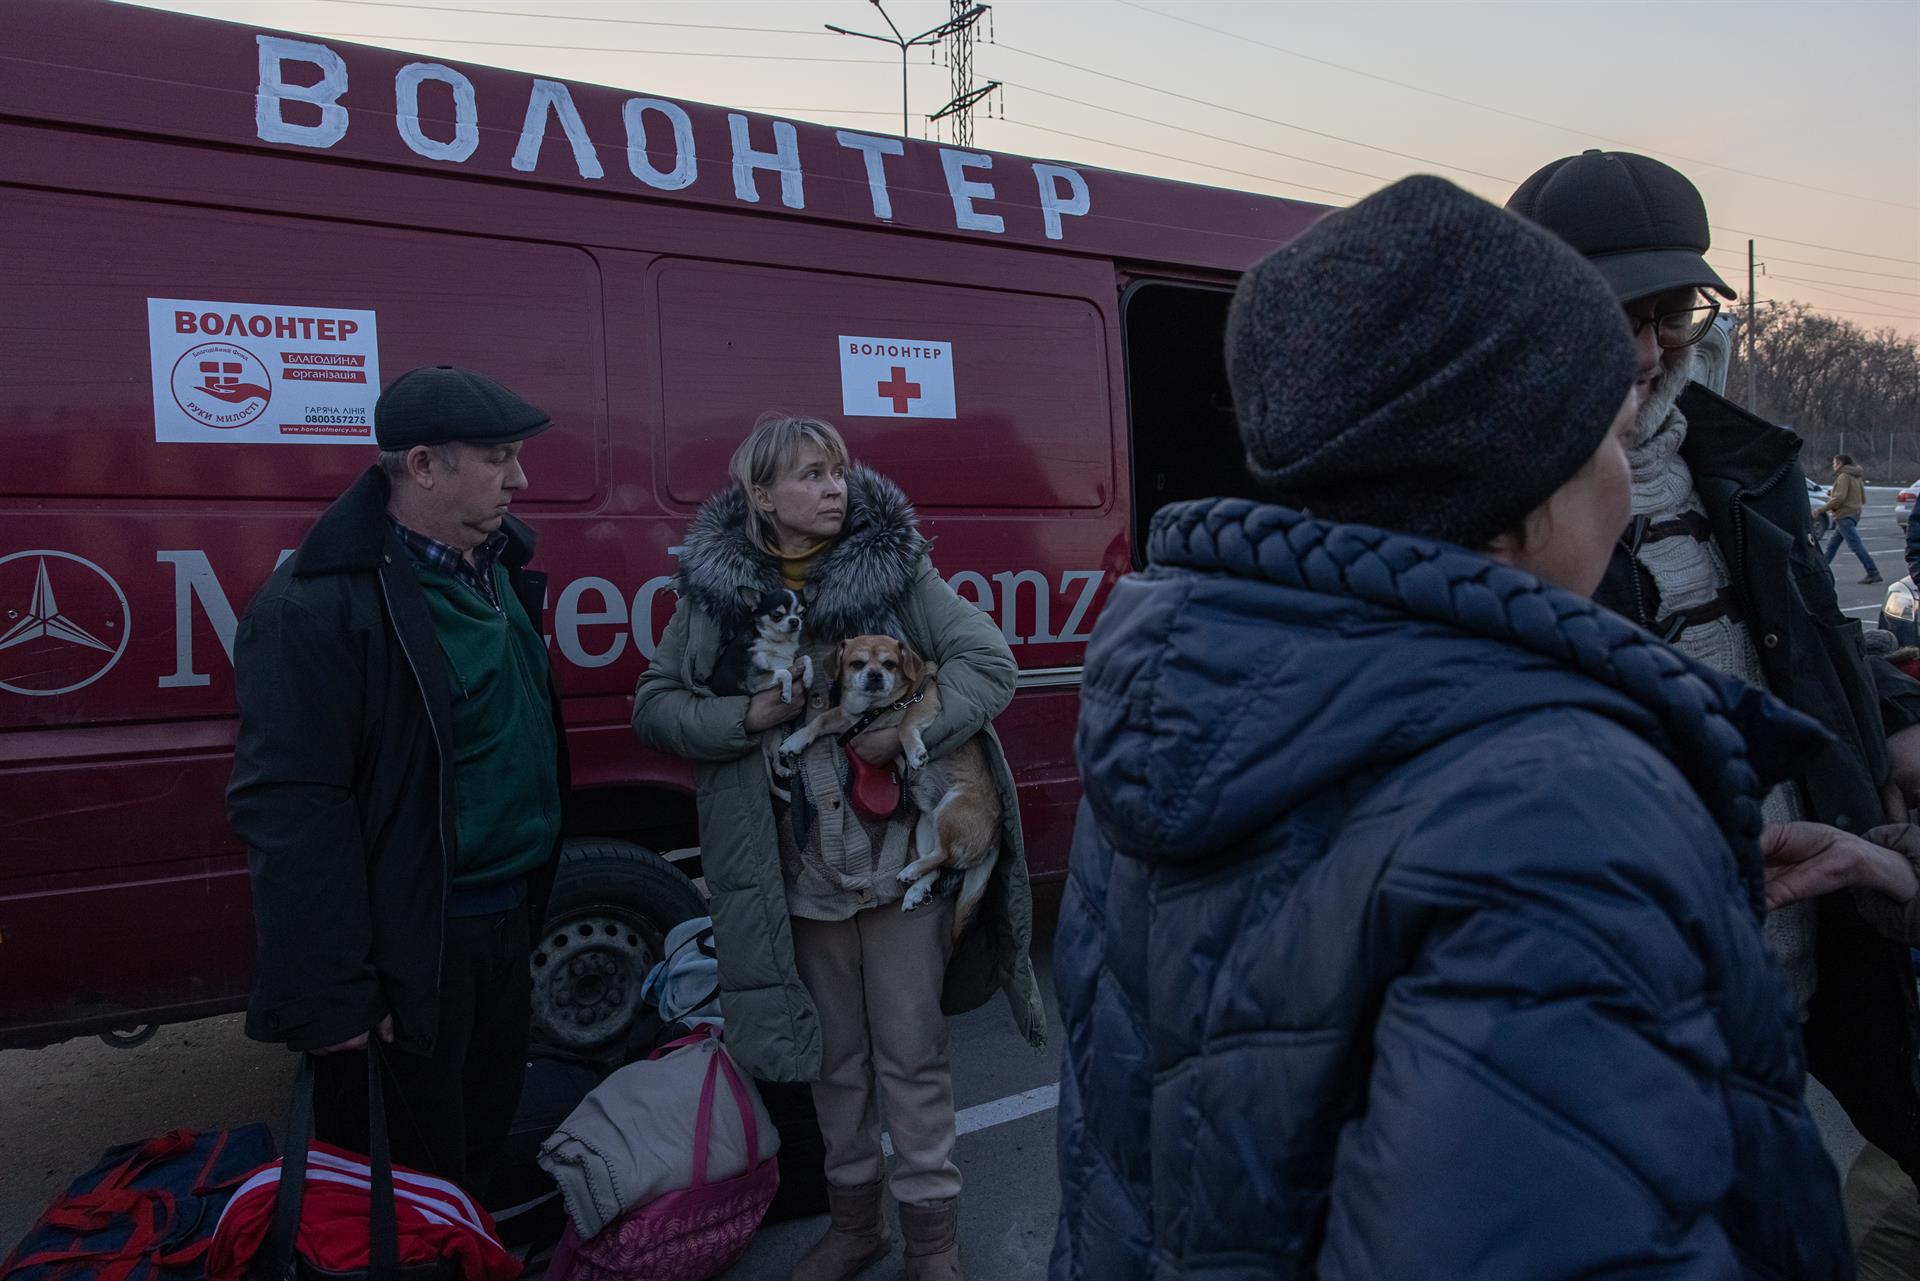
228, 364, 568, 1194
1053, 174, 1850, 1279
1512, 152, 1920, 1249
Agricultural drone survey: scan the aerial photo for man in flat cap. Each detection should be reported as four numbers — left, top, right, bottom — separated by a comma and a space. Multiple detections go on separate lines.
1512, 153, 1920, 1259
229, 365, 567, 1192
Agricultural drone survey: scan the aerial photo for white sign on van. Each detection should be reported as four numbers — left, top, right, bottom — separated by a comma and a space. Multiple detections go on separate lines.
146, 298, 381, 445
838, 336, 956, 420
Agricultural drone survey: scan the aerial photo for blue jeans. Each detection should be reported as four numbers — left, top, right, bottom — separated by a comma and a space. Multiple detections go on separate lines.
1824, 515, 1880, 576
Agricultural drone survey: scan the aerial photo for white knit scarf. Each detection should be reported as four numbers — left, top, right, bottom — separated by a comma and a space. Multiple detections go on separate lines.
1629, 352, 1814, 1012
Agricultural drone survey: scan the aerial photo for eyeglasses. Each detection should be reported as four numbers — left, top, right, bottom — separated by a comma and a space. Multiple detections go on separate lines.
1627, 293, 1721, 350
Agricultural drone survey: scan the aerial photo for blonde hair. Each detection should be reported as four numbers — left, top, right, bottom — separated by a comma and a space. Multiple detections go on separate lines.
729, 411, 851, 552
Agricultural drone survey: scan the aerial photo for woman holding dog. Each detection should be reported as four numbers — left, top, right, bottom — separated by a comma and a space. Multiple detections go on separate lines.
1051, 177, 1852, 1278
633, 413, 1044, 1281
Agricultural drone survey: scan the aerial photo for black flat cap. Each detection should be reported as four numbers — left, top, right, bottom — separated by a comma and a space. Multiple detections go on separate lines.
374, 365, 552, 450
1506, 150, 1734, 304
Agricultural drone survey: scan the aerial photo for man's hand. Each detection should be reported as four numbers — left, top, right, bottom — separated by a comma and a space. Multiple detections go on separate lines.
851, 724, 904, 766
1760, 821, 1920, 911
743, 668, 808, 734
1882, 725, 1920, 823
313, 1014, 394, 1056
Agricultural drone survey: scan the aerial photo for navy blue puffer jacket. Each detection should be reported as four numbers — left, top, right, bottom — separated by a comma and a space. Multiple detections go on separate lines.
1052, 500, 1852, 1280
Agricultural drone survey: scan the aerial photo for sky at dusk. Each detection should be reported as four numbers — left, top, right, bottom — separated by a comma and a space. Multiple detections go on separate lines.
121, 0, 1920, 340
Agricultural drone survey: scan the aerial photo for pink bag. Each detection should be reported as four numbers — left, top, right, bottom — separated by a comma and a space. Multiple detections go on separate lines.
546, 1032, 779, 1281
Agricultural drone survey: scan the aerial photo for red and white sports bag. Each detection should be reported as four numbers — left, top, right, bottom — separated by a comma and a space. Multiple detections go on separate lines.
209, 1048, 517, 1281
208, 1142, 518, 1281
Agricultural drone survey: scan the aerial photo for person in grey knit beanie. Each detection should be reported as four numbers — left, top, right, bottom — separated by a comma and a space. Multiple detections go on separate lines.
1226, 173, 1637, 552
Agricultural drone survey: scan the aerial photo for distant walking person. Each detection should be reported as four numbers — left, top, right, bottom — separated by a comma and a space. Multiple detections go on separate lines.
1821, 454, 1882, 583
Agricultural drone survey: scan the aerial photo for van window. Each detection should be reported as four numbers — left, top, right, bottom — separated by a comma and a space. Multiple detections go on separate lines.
1123, 281, 1260, 561
654, 259, 1112, 512
1, 189, 606, 504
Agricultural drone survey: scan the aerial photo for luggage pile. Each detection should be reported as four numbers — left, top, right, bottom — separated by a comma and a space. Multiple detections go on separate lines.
1, 1126, 276, 1281
539, 1024, 780, 1281
4, 917, 826, 1281
497, 916, 830, 1258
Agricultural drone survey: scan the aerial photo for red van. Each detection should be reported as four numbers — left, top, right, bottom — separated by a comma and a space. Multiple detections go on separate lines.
0, 0, 1326, 1050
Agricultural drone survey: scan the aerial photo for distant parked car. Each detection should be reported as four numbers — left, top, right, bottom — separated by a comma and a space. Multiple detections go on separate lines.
1896, 479, 1920, 529
1809, 476, 1833, 538
1881, 575, 1919, 647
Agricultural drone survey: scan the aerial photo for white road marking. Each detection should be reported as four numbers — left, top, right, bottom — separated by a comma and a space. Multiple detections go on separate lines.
879, 1083, 1061, 1156
1844, 604, 1884, 615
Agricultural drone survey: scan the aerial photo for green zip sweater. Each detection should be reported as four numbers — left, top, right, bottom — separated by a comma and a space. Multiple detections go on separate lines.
412, 560, 561, 886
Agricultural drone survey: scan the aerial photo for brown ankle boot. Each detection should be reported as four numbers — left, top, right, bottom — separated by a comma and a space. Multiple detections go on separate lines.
790, 1179, 893, 1281
898, 1198, 962, 1281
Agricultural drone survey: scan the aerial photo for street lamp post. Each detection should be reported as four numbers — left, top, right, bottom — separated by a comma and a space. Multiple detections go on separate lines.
826, 1, 988, 137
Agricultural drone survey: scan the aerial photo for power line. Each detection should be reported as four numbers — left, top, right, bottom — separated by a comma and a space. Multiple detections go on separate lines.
1738, 261, 1920, 315
1771, 276, 1920, 318
1012, 96, 1902, 294
1766, 276, 1920, 319
300, 0, 822, 36
295, 12, 1920, 275
1760, 300, 1920, 322
990, 41, 1516, 184
992, 34, 1920, 273
1705, 246, 1920, 285
989, 118, 1364, 203
313, 31, 898, 66
1116, 0, 1920, 214
1002, 80, 1395, 184
981, 115, 1920, 324
1711, 224, 1920, 267
731, 107, 899, 118
1765, 273, 1920, 300
1766, 258, 1920, 283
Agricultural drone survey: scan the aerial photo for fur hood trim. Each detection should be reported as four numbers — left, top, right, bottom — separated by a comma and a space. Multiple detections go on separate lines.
676, 464, 927, 642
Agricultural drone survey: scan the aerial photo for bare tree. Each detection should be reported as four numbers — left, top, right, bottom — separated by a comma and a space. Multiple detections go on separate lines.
1725, 304, 1920, 481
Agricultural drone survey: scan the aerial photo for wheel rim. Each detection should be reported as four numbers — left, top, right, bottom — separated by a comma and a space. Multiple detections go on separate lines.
530, 908, 660, 1051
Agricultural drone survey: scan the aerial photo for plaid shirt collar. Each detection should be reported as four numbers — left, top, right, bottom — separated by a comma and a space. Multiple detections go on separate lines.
388, 517, 507, 611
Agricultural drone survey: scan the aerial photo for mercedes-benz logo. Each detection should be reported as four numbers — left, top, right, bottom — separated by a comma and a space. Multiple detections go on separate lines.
0, 550, 131, 696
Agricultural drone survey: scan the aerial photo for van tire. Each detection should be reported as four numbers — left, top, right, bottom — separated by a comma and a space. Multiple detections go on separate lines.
530, 839, 707, 1052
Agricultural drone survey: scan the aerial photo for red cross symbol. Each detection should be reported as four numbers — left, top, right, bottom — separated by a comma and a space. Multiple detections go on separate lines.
876, 366, 921, 414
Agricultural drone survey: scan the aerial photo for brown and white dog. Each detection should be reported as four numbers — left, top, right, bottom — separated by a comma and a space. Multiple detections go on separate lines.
777, 635, 1002, 936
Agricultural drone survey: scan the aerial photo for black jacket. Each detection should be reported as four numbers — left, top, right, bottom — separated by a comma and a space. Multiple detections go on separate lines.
1597, 384, 1920, 1182
227, 467, 566, 1053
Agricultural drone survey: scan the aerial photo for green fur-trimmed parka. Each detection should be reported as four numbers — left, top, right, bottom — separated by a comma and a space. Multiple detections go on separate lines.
631, 464, 1047, 1082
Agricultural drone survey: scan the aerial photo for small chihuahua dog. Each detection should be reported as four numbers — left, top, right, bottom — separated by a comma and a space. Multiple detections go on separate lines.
778, 635, 1002, 935
709, 586, 812, 702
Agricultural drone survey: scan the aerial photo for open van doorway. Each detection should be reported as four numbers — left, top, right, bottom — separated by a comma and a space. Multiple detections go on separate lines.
1123, 280, 1264, 563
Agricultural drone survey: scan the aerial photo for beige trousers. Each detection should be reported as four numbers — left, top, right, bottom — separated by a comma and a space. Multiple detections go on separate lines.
790, 895, 961, 1206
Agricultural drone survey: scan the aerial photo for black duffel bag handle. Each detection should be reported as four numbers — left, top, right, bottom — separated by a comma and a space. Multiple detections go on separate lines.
259, 1043, 457, 1281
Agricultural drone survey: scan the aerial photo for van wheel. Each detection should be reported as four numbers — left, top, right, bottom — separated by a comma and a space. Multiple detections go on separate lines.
530, 840, 706, 1052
